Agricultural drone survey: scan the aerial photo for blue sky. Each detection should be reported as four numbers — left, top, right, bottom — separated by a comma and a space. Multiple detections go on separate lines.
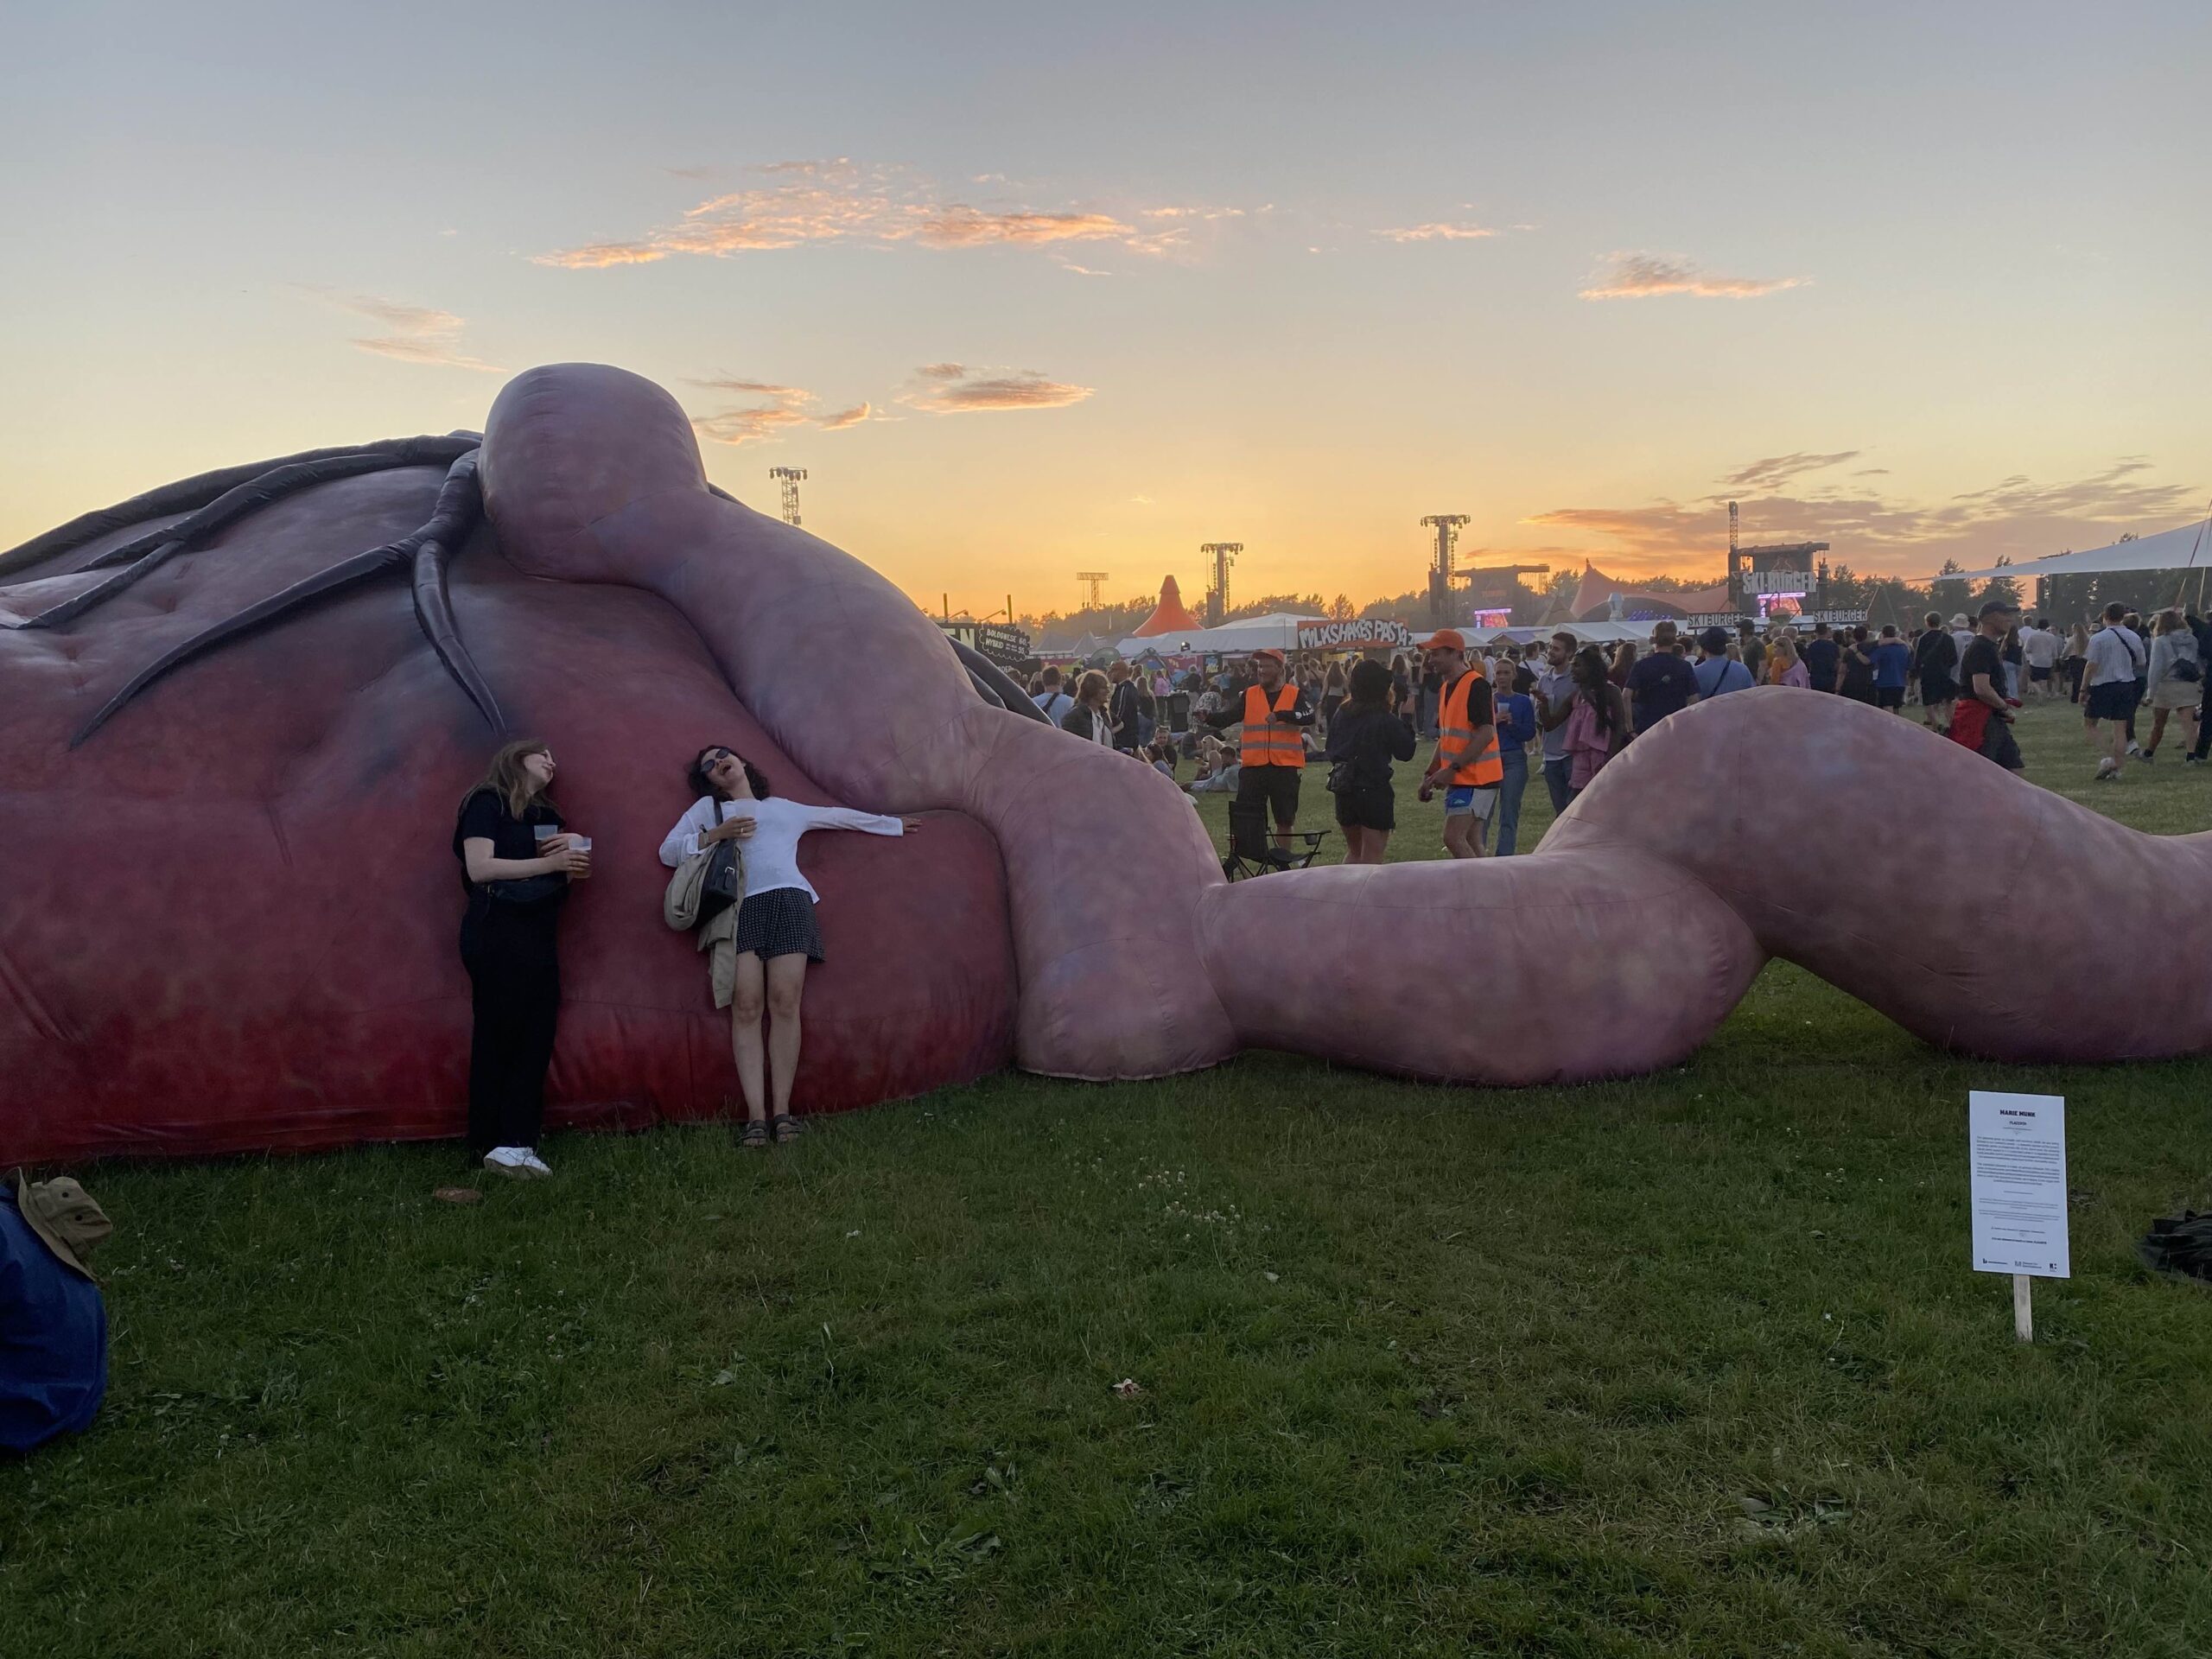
5, 1, 2208, 615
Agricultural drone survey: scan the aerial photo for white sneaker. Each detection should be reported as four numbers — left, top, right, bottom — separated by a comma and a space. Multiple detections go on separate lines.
483, 1146, 545, 1179
518, 1150, 552, 1178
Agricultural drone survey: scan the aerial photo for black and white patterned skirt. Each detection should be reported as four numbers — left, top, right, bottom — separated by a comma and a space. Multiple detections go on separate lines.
732, 887, 825, 962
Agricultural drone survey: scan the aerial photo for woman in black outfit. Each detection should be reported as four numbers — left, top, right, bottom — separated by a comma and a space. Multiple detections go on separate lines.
1325, 659, 1417, 864
452, 739, 591, 1179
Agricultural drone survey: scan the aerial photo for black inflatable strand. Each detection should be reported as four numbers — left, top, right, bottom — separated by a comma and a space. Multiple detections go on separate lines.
950, 638, 1048, 723
0, 434, 480, 582
73, 454, 499, 746
22, 448, 480, 632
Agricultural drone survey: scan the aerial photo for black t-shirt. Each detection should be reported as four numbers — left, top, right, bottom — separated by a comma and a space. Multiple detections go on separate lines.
1324, 703, 1417, 787
1914, 630, 1957, 676
1625, 652, 1699, 728
1802, 638, 1840, 688
1959, 635, 2005, 704
1840, 643, 1875, 695
454, 788, 564, 899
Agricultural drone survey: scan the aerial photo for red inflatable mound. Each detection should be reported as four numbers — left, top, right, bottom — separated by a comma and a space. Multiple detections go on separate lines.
0, 464, 1015, 1161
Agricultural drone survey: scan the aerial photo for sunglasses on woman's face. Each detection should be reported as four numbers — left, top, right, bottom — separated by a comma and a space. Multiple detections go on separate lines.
703, 749, 734, 766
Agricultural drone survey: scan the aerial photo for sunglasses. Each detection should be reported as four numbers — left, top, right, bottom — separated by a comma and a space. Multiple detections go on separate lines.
702, 748, 736, 765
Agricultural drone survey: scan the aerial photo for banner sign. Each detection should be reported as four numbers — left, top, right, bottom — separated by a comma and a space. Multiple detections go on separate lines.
1968, 1091, 2069, 1279
1295, 618, 1415, 651
1744, 569, 1815, 596
938, 619, 1033, 667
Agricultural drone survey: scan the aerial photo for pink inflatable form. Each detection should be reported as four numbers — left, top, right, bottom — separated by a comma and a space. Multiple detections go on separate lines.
2, 364, 2203, 1163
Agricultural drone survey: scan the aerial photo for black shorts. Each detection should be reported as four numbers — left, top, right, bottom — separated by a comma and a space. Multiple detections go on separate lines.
1876, 685, 1905, 709
1236, 764, 1302, 825
732, 888, 825, 962
2029, 665, 2052, 683
1332, 783, 1395, 832
2085, 681, 2136, 722
1919, 673, 1955, 703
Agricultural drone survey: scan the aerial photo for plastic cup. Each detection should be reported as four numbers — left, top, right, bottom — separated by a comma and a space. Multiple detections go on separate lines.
532, 825, 559, 843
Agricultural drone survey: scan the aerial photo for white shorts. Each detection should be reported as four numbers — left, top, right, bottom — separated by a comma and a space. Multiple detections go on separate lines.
1443, 785, 1497, 820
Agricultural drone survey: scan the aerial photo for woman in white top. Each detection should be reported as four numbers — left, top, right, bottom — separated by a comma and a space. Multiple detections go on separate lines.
660, 745, 921, 1146
2142, 609, 2202, 760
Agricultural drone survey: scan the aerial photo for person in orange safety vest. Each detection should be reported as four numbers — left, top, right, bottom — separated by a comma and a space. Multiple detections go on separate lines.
1198, 646, 1314, 856
1414, 629, 1499, 859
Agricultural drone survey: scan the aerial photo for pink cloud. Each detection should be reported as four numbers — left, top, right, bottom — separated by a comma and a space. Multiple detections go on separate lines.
900, 365, 1093, 414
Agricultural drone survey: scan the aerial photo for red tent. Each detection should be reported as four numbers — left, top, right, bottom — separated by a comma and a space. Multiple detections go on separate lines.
1131, 575, 1203, 638
1569, 561, 1731, 620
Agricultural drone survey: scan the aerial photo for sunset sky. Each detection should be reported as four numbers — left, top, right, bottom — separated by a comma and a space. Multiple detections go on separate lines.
6, 2, 2209, 619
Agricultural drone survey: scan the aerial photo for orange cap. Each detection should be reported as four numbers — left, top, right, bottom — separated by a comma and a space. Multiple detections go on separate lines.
1249, 647, 1287, 664
1415, 629, 1466, 653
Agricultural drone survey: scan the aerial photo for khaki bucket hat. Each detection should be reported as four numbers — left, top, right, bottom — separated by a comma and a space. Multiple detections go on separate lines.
13, 1171, 112, 1281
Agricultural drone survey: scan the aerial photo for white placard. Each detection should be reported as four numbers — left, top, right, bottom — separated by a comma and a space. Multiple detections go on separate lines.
1968, 1091, 2069, 1279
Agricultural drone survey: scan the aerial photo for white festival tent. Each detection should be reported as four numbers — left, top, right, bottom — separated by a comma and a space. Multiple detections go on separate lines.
1944, 519, 2212, 584
1115, 613, 1321, 658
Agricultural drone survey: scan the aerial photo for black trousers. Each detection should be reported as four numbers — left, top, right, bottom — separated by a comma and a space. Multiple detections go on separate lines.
461, 911, 561, 1154
2194, 676, 2212, 760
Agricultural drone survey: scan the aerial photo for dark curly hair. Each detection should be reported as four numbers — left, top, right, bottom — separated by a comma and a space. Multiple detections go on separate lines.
689, 744, 772, 804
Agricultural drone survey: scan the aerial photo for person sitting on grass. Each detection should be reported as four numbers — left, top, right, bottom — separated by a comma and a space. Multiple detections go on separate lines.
660, 747, 923, 1148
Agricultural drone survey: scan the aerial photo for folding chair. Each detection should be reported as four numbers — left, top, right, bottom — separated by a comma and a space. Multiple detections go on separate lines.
1221, 799, 1330, 880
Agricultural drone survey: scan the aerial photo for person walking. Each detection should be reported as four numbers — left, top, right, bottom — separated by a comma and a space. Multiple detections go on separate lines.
1693, 627, 1755, 698
1032, 666, 1074, 724
1491, 663, 1538, 855
1625, 620, 1700, 734
452, 739, 594, 1179
1838, 626, 1878, 703
2063, 621, 2089, 703
1200, 646, 1313, 855
1768, 636, 1810, 688
1533, 631, 1579, 813
2121, 611, 2150, 756
1106, 662, 1143, 753
1061, 671, 1114, 743
1414, 629, 1501, 858
1871, 625, 1911, 714
1801, 622, 1841, 694
1323, 659, 1416, 864
2021, 618, 2060, 700
2081, 601, 2145, 781
2140, 608, 2201, 761
1947, 601, 2025, 772
1737, 620, 1767, 684
661, 747, 921, 1147
1563, 646, 1628, 798
1912, 610, 1959, 728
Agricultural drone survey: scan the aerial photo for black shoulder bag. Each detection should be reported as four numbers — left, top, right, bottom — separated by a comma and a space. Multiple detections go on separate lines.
697, 800, 746, 923
463, 791, 566, 906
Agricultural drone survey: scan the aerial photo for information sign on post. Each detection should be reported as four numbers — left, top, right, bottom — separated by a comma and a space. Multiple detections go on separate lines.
1967, 1091, 2069, 1342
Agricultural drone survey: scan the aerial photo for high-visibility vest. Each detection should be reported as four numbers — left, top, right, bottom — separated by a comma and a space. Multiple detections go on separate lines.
1238, 683, 1306, 768
1435, 670, 1502, 786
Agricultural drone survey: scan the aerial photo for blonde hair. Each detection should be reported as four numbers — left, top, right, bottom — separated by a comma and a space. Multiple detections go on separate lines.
467, 738, 555, 819
1074, 670, 1110, 706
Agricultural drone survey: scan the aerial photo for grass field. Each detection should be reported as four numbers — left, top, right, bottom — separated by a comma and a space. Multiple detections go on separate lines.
9, 700, 2212, 1657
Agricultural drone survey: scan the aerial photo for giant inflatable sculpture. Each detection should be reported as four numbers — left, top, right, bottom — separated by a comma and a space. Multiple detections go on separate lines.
3, 364, 2207, 1163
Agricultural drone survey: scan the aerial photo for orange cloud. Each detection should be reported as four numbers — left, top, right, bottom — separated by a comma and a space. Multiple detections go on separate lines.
900, 365, 1093, 414
537, 162, 1205, 269
817, 402, 873, 430
687, 377, 875, 445
1580, 252, 1805, 300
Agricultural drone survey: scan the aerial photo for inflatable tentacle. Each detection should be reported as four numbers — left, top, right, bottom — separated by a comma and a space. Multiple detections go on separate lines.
950, 637, 1050, 722
23, 448, 474, 630
71, 453, 497, 745
405, 455, 504, 735
0, 433, 480, 581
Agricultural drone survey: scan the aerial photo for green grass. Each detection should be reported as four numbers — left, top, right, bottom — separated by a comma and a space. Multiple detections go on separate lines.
9, 701, 2212, 1657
